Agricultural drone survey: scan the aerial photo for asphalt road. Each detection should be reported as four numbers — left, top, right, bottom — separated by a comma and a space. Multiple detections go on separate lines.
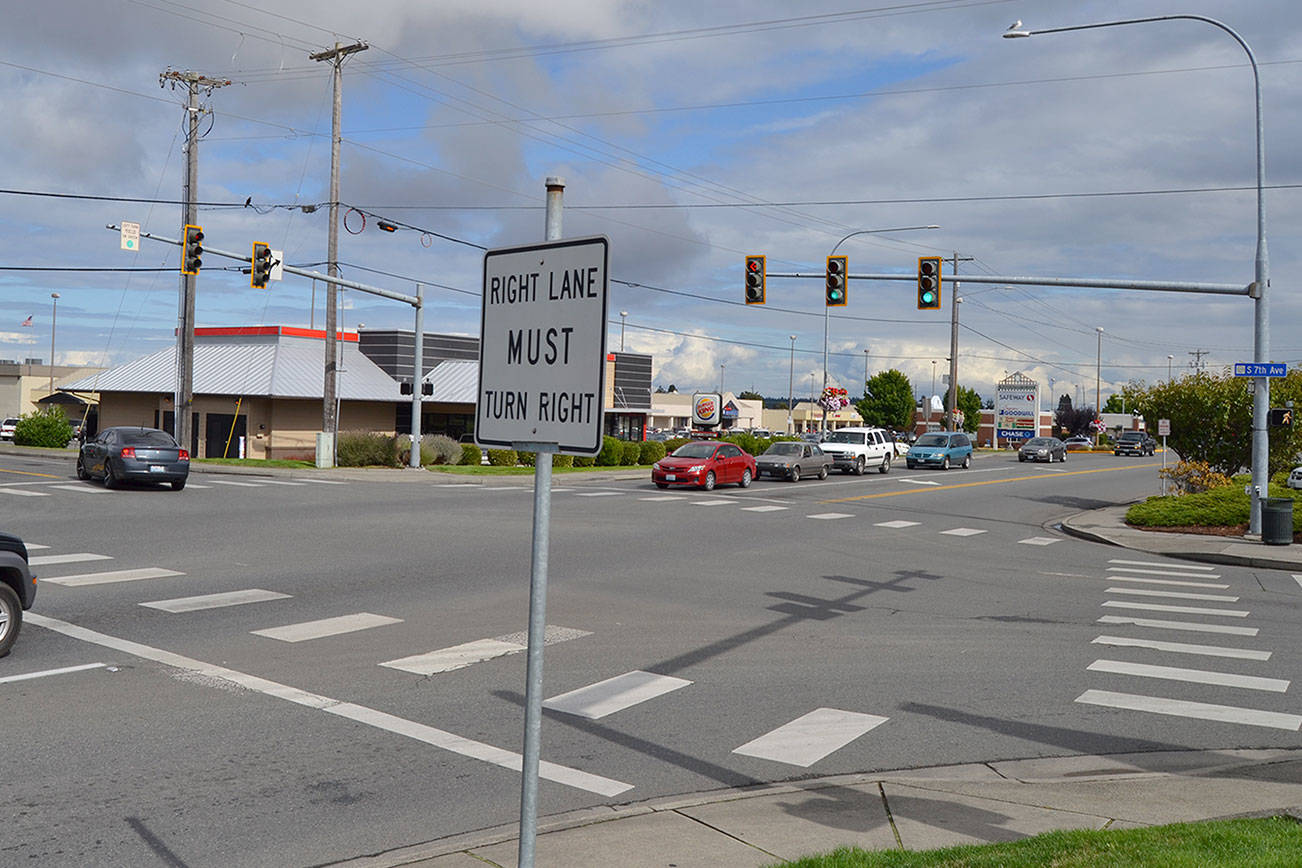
3, 449, 1299, 866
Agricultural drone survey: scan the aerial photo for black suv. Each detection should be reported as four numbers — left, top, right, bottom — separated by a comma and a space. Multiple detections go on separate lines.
1113, 430, 1157, 456
0, 531, 36, 657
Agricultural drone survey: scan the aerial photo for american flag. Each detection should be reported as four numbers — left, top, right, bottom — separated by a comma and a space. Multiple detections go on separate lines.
20, 315, 32, 327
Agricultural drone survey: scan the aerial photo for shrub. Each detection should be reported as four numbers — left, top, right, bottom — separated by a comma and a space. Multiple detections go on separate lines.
663, 438, 689, 454
573, 455, 595, 467
639, 441, 666, 465
13, 408, 74, 448
597, 435, 623, 466
459, 443, 482, 466
423, 434, 461, 465
619, 440, 640, 465
723, 432, 759, 456
487, 448, 518, 467
1160, 459, 1233, 495
518, 451, 536, 467
337, 431, 399, 467
553, 454, 574, 468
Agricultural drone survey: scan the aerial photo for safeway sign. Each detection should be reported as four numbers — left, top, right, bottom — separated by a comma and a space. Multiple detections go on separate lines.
477, 236, 610, 455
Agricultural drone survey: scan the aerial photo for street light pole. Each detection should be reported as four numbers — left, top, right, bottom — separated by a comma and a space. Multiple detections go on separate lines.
789, 335, 797, 435
1096, 326, 1104, 445
719, 363, 726, 396
1005, 12, 1270, 532
1168, 354, 1174, 382
619, 310, 628, 352
48, 292, 60, 397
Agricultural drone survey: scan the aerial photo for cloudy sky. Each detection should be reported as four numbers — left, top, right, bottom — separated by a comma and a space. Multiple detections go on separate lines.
3, 0, 1300, 409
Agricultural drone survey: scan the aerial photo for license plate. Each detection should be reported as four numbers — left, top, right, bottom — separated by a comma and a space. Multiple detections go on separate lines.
666, 474, 676, 481
150, 465, 165, 473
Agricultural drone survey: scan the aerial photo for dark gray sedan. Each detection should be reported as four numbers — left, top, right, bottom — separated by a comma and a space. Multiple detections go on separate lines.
1018, 436, 1067, 463
755, 441, 833, 482
77, 426, 190, 490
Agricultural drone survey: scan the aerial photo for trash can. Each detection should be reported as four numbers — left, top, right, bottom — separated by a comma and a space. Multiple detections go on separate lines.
1261, 497, 1294, 546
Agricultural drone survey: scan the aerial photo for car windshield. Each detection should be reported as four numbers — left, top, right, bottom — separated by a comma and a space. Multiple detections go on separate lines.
826, 431, 865, 445
123, 430, 180, 448
1120, 432, 1143, 439
671, 442, 717, 459
1025, 438, 1053, 447
915, 434, 948, 447
764, 443, 801, 456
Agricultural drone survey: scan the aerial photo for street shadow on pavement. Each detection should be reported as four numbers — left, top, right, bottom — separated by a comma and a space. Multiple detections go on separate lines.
771, 783, 1021, 841
1013, 493, 1119, 511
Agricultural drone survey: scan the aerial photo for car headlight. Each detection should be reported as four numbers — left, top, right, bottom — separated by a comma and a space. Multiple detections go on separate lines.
652, 462, 661, 471
687, 464, 706, 473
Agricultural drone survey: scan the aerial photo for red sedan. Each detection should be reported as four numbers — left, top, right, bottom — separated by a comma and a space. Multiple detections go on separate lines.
651, 440, 756, 490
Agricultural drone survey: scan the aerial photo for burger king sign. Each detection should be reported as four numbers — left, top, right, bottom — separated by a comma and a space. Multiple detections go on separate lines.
692, 392, 721, 427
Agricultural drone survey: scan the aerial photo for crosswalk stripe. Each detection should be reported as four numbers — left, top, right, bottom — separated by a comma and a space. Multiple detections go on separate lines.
251, 613, 402, 643
733, 708, 889, 767
741, 505, 788, 512
207, 479, 263, 488
0, 662, 106, 684
574, 491, 622, 497
1105, 587, 1239, 603
693, 499, 735, 506
543, 670, 692, 720
381, 626, 591, 675
1294, 574, 1302, 591
807, 512, 853, 520
252, 479, 307, 486
1108, 566, 1222, 579
1091, 635, 1271, 661
875, 520, 920, 529
1110, 559, 1216, 571
1097, 615, 1259, 636
941, 527, 986, 536
1087, 659, 1289, 692
1107, 575, 1229, 589
24, 543, 50, 550
639, 495, 681, 501
1075, 689, 1302, 731
1018, 537, 1060, 545
29, 553, 112, 567
184, 483, 211, 488
1101, 600, 1249, 618
42, 567, 185, 587
50, 485, 110, 494
296, 479, 349, 485
0, 487, 49, 497
141, 589, 291, 613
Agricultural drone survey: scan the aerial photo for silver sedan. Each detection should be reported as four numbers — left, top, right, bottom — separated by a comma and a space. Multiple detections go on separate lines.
755, 441, 833, 482
1018, 436, 1067, 463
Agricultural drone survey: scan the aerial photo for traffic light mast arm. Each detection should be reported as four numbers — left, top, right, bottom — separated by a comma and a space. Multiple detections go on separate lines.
760, 270, 1249, 295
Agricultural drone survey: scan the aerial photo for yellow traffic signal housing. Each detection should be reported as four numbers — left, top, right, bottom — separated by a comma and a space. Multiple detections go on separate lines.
251, 242, 273, 288
744, 255, 766, 304
181, 224, 204, 275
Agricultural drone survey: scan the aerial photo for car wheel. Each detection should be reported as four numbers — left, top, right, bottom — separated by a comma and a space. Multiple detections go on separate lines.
76, 456, 89, 480
655, 482, 668, 489
962, 454, 971, 469
740, 468, 752, 488
103, 462, 120, 490
879, 454, 891, 474
1018, 455, 1026, 462
854, 456, 865, 476
702, 471, 715, 491
941, 456, 950, 470
906, 461, 915, 469
818, 465, 828, 480
171, 479, 186, 491
790, 466, 801, 483
0, 583, 20, 659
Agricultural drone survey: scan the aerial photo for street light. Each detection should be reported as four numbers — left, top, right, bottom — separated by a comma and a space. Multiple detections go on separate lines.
619, 310, 628, 352
1168, 354, 1174, 382
1005, 12, 1270, 532
48, 292, 60, 397
788, 335, 797, 434
1095, 326, 1104, 445
863, 349, 870, 391
822, 225, 940, 433
719, 363, 725, 396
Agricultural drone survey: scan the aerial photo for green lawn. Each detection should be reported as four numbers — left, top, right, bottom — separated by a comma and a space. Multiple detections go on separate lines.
774, 816, 1302, 867
193, 457, 315, 469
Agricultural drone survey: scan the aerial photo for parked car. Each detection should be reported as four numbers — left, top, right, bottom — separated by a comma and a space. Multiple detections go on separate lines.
651, 440, 756, 490
819, 426, 896, 475
77, 426, 190, 490
1114, 430, 1157, 456
906, 431, 974, 470
0, 418, 17, 441
1019, 436, 1067, 463
1288, 467, 1302, 490
0, 530, 36, 658
1062, 435, 1093, 448
755, 441, 832, 482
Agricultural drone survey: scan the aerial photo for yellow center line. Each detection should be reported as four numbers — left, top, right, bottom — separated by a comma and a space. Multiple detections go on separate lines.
0, 467, 63, 479
821, 463, 1162, 504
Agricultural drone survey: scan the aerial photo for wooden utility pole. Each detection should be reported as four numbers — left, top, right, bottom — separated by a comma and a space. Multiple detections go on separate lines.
160, 69, 229, 454
310, 41, 368, 463
943, 252, 974, 431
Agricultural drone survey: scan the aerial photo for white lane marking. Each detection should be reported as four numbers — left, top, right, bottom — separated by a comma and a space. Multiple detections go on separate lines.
0, 487, 48, 497
42, 567, 185, 587
1019, 537, 1060, 546
24, 613, 631, 796
875, 520, 920, 529
184, 483, 211, 489
1108, 567, 1222, 579
141, 589, 291, 613
1107, 575, 1230, 589
692, 499, 735, 506
1101, 601, 1249, 618
640, 495, 681, 501
574, 491, 622, 497
50, 485, 111, 494
251, 613, 402, 643
252, 479, 307, 486
206, 479, 264, 488
296, 478, 349, 485
1075, 689, 1302, 731
1087, 659, 1289, 693
1092, 635, 1271, 661
900, 479, 940, 486
733, 708, 889, 768
24, 543, 50, 550
381, 626, 591, 675
1105, 587, 1240, 603
29, 553, 113, 567
543, 670, 692, 720
1294, 575, 1302, 590
1110, 559, 1216, 571
742, 505, 788, 512
0, 662, 106, 684
941, 527, 986, 537
1098, 615, 1258, 636
481, 486, 522, 491
807, 512, 854, 520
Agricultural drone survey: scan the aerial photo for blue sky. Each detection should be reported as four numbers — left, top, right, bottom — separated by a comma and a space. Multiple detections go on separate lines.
3, 0, 1300, 409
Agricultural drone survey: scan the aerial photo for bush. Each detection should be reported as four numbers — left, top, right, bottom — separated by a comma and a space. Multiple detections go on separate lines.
422, 434, 461, 465
639, 441, 666, 465
597, 435, 623, 466
573, 455, 595, 467
1160, 460, 1233, 495
518, 451, 536, 467
487, 448, 518, 467
13, 409, 74, 448
554, 454, 574, 468
337, 431, 399, 467
723, 431, 759, 456
459, 442, 482, 466
663, 438, 689, 454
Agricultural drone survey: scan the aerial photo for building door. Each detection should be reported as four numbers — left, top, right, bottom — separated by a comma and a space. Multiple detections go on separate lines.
157, 411, 199, 456
205, 413, 247, 458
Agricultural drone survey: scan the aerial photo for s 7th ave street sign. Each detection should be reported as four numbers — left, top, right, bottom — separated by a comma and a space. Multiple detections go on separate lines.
477, 235, 610, 455
1234, 362, 1287, 377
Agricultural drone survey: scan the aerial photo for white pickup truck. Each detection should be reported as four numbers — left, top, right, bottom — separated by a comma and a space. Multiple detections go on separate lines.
818, 426, 896, 475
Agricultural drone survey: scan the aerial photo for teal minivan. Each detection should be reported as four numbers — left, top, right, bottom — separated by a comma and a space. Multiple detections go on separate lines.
905, 431, 973, 470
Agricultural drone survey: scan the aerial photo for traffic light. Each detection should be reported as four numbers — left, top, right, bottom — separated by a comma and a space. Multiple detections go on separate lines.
250, 242, 273, 288
744, 255, 766, 304
825, 255, 847, 306
181, 224, 204, 275
1269, 407, 1293, 427
917, 256, 942, 310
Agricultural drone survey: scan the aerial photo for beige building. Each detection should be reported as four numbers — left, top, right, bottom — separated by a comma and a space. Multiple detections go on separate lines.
0, 360, 104, 421
650, 391, 765, 431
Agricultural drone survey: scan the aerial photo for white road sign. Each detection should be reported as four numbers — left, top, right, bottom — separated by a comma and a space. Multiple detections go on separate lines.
269, 249, 284, 282
120, 221, 140, 251
477, 236, 610, 455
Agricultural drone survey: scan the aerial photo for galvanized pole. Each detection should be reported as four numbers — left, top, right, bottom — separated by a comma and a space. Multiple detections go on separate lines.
944, 254, 973, 431
518, 176, 564, 868
409, 285, 424, 469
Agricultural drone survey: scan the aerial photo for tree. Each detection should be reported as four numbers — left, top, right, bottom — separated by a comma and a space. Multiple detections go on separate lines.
955, 385, 982, 434
1102, 393, 1133, 414
738, 390, 764, 401
1055, 404, 1097, 438
856, 369, 914, 430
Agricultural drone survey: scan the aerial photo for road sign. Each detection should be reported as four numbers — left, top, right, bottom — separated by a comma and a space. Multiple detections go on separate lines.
269, 249, 284, 282
120, 221, 140, 251
1158, 418, 1170, 436
1234, 362, 1287, 377
477, 236, 609, 455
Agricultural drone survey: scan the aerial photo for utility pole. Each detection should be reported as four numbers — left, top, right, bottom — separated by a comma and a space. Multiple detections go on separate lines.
1188, 348, 1209, 372
310, 41, 368, 464
943, 253, 974, 431
160, 69, 230, 454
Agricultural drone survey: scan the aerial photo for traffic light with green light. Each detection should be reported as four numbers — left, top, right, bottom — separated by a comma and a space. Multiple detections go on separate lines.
917, 256, 942, 310
826, 256, 847, 306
